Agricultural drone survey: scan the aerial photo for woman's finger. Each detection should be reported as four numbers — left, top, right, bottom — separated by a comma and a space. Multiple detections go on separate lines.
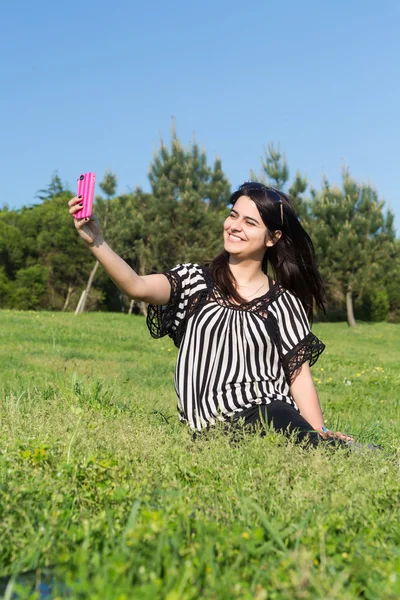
75, 217, 91, 229
318, 430, 334, 440
334, 431, 354, 441
68, 196, 83, 208
69, 203, 84, 216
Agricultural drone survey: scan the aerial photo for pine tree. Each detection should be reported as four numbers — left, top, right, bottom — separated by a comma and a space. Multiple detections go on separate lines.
308, 171, 395, 326
250, 143, 289, 189
148, 131, 231, 271
288, 170, 309, 220
208, 157, 231, 209
35, 172, 65, 201
250, 144, 308, 219
103, 188, 156, 314
384, 238, 400, 321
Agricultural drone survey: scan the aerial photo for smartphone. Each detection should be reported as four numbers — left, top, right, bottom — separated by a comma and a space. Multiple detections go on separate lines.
75, 172, 96, 219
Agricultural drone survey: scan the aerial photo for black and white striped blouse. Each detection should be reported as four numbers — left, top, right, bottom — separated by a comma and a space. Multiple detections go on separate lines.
147, 263, 325, 432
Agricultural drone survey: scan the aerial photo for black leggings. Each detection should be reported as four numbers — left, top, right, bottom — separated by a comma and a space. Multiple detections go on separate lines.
223, 402, 335, 447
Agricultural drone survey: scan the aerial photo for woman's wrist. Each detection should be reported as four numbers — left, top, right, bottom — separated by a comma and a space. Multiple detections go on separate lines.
87, 236, 105, 250
316, 425, 332, 438
309, 422, 325, 432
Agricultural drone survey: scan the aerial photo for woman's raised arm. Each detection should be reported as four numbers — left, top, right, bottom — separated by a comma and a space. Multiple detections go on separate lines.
68, 196, 171, 305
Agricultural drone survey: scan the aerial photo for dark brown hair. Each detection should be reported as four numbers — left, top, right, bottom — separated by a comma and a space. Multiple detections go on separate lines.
207, 182, 326, 321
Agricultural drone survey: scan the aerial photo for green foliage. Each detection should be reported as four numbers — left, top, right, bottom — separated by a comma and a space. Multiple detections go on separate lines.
0, 180, 95, 311
99, 189, 156, 287
308, 170, 395, 323
0, 267, 11, 306
288, 170, 307, 199
381, 239, 400, 322
95, 171, 118, 228
0, 215, 25, 277
0, 313, 400, 598
250, 145, 309, 219
263, 143, 289, 189
36, 194, 94, 301
250, 143, 289, 190
99, 171, 117, 199
208, 156, 232, 209
0, 142, 398, 319
288, 170, 309, 220
35, 172, 65, 201
148, 132, 231, 271
10, 265, 49, 309
362, 289, 390, 322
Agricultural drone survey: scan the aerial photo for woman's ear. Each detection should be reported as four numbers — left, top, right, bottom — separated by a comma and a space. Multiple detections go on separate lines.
265, 230, 282, 248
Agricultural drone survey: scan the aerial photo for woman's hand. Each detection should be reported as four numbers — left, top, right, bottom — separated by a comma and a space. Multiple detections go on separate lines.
318, 428, 354, 443
68, 196, 103, 247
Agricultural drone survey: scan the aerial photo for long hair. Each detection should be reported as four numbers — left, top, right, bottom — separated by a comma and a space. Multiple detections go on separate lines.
208, 182, 326, 322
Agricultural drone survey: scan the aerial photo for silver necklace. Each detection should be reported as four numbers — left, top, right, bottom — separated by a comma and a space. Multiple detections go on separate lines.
237, 276, 267, 298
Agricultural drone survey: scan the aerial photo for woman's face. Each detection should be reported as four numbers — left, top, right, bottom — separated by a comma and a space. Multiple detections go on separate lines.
223, 195, 276, 259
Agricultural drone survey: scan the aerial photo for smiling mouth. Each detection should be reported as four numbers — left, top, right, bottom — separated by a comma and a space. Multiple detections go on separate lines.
228, 233, 244, 242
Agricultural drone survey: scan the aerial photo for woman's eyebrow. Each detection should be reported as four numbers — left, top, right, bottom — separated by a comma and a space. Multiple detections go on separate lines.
230, 208, 259, 225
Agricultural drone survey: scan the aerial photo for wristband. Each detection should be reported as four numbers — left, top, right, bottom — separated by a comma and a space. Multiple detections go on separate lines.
321, 426, 331, 434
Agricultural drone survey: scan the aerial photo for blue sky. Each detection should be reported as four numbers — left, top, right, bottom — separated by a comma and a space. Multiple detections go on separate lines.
1, 0, 399, 233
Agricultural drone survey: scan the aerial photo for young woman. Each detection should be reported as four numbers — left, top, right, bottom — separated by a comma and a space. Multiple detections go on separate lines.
68, 182, 353, 446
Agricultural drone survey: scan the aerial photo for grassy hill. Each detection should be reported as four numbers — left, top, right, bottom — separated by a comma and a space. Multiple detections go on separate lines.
1, 311, 399, 599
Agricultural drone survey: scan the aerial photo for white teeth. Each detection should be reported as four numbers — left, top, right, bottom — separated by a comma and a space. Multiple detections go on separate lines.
228, 233, 243, 242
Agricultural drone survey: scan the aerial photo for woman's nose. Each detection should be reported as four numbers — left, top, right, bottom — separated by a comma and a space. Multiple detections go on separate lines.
231, 221, 242, 231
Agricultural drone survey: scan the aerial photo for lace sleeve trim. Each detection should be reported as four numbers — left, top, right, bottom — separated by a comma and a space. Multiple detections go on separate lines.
282, 331, 326, 384
146, 270, 182, 343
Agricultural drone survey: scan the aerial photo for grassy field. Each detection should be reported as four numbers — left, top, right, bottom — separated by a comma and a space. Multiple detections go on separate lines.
0, 310, 400, 599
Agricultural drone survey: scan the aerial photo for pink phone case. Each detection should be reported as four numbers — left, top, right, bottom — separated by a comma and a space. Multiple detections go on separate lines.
75, 172, 96, 219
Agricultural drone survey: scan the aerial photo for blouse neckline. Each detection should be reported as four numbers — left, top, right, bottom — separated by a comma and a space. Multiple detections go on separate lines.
201, 266, 281, 311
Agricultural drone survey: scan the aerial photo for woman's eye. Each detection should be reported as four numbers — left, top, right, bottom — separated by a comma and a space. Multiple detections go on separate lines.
246, 221, 255, 226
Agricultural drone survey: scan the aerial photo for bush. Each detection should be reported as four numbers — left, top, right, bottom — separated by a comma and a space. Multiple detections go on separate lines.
0, 267, 12, 307
361, 288, 390, 322
11, 265, 49, 310
386, 272, 400, 322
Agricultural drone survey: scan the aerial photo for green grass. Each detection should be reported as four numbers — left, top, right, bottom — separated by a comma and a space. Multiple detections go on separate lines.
1, 310, 400, 599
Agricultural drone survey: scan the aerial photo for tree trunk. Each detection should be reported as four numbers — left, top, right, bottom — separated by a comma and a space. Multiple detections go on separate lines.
62, 284, 74, 312
346, 287, 357, 327
75, 290, 86, 315
76, 260, 100, 314
128, 298, 135, 315
140, 300, 148, 318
